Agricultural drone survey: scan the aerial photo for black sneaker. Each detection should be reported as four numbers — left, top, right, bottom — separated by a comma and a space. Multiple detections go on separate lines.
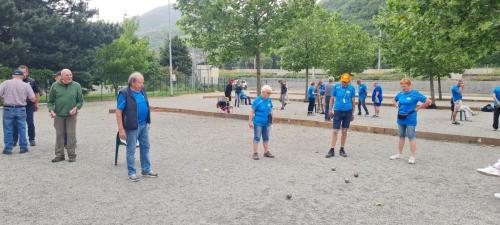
358, 112, 361, 115
68, 158, 76, 163
339, 148, 348, 157
325, 148, 335, 158
2, 150, 12, 155
51, 157, 65, 163
20, 149, 29, 154
29, 140, 36, 146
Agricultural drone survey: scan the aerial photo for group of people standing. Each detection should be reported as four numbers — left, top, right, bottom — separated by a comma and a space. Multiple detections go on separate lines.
0, 67, 83, 163
225, 79, 251, 107
251, 73, 432, 164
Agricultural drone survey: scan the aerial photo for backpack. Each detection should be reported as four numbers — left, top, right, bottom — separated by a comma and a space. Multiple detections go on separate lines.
481, 104, 494, 112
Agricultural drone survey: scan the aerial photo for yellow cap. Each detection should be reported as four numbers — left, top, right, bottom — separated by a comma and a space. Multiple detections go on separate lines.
340, 73, 351, 82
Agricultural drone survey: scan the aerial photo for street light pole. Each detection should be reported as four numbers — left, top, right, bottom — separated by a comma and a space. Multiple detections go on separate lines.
168, 0, 174, 96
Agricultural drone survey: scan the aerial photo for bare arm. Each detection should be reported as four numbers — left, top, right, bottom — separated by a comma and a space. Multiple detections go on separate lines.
329, 96, 335, 113
248, 109, 254, 128
116, 109, 126, 139
415, 98, 432, 112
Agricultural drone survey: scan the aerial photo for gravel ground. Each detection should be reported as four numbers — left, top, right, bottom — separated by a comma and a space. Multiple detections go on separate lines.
0, 101, 499, 225
149, 94, 500, 139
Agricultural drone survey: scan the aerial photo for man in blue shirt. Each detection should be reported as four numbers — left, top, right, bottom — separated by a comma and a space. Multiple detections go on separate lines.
372, 81, 383, 117
451, 79, 464, 125
356, 79, 369, 116
116, 72, 158, 182
326, 73, 356, 158
307, 82, 316, 116
492, 86, 500, 130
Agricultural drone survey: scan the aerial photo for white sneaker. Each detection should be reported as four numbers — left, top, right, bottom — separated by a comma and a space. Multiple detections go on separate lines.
408, 157, 416, 164
494, 193, 500, 199
389, 154, 401, 160
476, 166, 500, 177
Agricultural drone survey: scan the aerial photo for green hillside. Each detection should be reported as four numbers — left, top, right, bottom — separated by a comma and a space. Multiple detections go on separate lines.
136, 4, 183, 50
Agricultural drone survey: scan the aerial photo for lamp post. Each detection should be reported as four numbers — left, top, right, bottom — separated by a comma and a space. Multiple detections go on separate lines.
168, 0, 174, 96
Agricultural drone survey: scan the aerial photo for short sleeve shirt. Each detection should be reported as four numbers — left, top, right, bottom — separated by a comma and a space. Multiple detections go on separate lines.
0, 79, 35, 106
358, 84, 367, 98
252, 96, 273, 126
394, 90, 427, 126
372, 85, 383, 102
332, 83, 356, 111
451, 85, 462, 102
117, 90, 149, 125
492, 86, 500, 103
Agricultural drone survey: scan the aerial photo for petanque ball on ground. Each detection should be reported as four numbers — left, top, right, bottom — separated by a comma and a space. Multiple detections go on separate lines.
354, 173, 359, 178
286, 194, 292, 200
331, 168, 336, 171
344, 179, 350, 183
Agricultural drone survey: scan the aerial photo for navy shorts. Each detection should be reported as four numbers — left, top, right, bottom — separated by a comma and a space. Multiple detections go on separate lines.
333, 110, 352, 129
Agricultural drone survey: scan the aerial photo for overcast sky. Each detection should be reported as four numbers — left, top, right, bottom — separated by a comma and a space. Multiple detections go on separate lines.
88, 0, 175, 22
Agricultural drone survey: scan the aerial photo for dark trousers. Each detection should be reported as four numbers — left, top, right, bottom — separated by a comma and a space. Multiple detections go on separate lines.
493, 106, 500, 130
358, 98, 369, 114
13, 103, 35, 142
324, 96, 331, 120
308, 98, 315, 113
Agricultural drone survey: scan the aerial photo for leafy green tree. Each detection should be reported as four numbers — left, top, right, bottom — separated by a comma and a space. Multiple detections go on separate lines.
375, 0, 498, 105
159, 36, 192, 76
96, 19, 150, 95
176, 0, 316, 95
280, 7, 330, 99
321, 15, 375, 78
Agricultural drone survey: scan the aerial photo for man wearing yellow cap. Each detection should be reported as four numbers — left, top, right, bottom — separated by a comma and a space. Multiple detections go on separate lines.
326, 73, 356, 158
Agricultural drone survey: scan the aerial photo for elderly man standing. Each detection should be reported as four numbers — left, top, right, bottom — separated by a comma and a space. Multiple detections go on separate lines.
116, 72, 158, 182
0, 70, 35, 154
13, 65, 40, 147
47, 69, 84, 163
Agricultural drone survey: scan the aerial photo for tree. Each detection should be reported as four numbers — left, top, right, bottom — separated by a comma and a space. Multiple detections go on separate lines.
95, 19, 151, 95
176, 0, 316, 95
376, 0, 498, 106
321, 15, 375, 78
280, 7, 330, 100
159, 36, 192, 76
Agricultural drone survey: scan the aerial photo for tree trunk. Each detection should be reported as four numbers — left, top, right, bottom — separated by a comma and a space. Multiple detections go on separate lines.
305, 67, 309, 101
437, 75, 442, 100
429, 74, 437, 108
255, 49, 262, 96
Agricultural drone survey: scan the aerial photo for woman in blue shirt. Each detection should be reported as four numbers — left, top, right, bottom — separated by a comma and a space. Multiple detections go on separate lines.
307, 82, 316, 116
390, 78, 431, 164
249, 85, 275, 160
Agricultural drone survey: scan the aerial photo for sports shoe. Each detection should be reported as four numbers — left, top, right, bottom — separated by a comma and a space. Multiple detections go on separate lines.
141, 171, 158, 178
68, 158, 76, 163
20, 149, 29, 154
51, 157, 65, 163
408, 157, 416, 164
389, 154, 401, 160
2, 150, 12, 155
494, 193, 500, 199
252, 153, 259, 160
339, 148, 347, 157
452, 121, 460, 125
476, 166, 500, 177
325, 148, 335, 158
263, 151, 275, 158
128, 174, 140, 182
29, 140, 36, 146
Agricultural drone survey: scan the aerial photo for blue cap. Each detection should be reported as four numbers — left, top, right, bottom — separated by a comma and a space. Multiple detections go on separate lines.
12, 69, 24, 76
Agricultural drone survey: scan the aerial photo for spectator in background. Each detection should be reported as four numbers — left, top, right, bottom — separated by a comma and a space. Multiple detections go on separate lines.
372, 81, 383, 117
224, 79, 233, 102
279, 80, 288, 110
47, 69, 84, 163
13, 65, 40, 147
307, 82, 316, 116
357, 79, 369, 116
324, 77, 334, 121
0, 69, 36, 154
492, 86, 500, 131
390, 78, 431, 164
451, 79, 464, 125
318, 81, 326, 114
234, 80, 242, 107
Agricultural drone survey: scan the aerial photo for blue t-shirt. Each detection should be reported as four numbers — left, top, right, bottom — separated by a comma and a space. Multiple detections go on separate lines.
451, 85, 462, 102
494, 86, 500, 107
358, 84, 367, 99
394, 90, 427, 126
117, 90, 149, 125
331, 83, 356, 111
319, 84, 326, 96
252, 96, 273, 126
307, 85, 315, 99
372, 85, 383, 102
